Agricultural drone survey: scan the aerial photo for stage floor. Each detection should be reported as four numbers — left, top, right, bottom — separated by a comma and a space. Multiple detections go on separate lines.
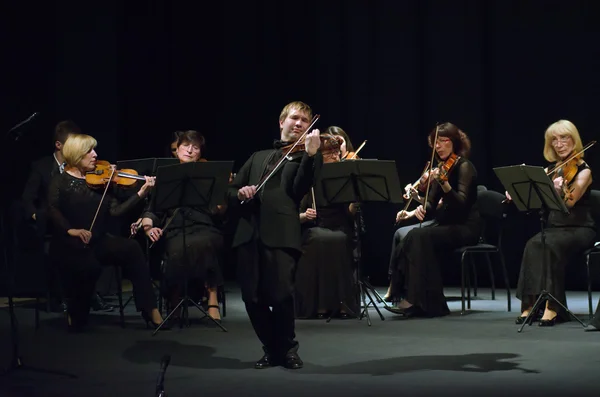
1, 286, 599, 397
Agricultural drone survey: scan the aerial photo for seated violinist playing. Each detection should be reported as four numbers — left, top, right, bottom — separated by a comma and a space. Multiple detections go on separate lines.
512, 120, 595, 327
47, 134, 164, 331
141, 130, 225, 323
384, 122, 480, 318
294, 129, 358, 319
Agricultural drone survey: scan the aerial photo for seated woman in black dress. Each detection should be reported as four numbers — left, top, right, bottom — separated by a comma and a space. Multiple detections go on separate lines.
294, 127, 357, 319
513, 120, 595, 326
141, 130, 224, 322
385, 122, 480, 318
47, 134, 164, 331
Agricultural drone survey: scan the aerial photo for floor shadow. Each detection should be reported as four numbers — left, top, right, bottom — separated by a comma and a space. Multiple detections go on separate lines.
298, 353, 538, 376
122, 340, 254, 370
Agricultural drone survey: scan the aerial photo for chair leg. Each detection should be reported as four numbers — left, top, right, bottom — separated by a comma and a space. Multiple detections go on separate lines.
484, 253, 496, 300
35, 297, 40, 331
498, 251, 511, 312
466, 256, 471, 310
470, 254, 478, 297
461, 251, 467, 315
587, 254, 593, 320
116, 268, 125, 328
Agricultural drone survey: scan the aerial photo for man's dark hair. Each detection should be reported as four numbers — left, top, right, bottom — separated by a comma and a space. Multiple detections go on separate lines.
54, 120, 81, 144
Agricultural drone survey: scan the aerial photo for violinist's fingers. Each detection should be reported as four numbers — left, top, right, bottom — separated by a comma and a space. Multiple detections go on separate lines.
238, 185, 257, 200
145, 176, 156, 187
404, 183, 412, 191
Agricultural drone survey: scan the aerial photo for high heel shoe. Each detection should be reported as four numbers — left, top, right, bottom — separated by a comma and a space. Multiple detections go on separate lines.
538, 316, 558, 327
141, 311, 170, 330
207, 305, 222, 324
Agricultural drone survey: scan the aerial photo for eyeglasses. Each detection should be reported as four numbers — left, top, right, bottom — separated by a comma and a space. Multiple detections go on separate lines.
551, 136, 571, 146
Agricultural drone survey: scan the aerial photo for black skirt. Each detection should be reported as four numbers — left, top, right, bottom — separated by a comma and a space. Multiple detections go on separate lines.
516, 226, 596, 320
294, 227, 357, 318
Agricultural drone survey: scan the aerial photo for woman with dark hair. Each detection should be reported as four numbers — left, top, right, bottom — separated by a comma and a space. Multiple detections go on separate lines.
324, 126, 355, 160
141, 130, 224, 323
294, 128, 358, 319
385, 122, 480, 318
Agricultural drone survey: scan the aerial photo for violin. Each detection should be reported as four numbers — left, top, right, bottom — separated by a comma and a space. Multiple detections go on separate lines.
85, 160, 148, 189
281, 133, 343, 158
547, 140, 596, 202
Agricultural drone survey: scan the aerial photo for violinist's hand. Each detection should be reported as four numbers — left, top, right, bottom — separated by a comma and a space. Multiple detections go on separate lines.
146, 227, 163, 243
553, 176, 564, 193
304, 130, 321, 156
414, 205, 427, 221
68, 229, 92, 244
396, 210, 412, 223
238, 185, 257, 201
130, 218, 142, 236
305, 208, 317, 221
504, 191, 512, 202
138, 176, 156, 198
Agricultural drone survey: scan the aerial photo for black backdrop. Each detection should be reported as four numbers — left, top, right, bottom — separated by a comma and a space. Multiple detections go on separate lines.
3, 0, 599, 288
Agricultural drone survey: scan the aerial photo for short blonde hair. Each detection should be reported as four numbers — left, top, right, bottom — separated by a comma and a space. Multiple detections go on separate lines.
543, 120, 583, 162
279, 101, 313, 124
63, 134, 97, 167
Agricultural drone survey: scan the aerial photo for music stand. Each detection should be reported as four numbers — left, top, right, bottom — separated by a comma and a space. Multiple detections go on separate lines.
314, 160, 403, 326
150, 161, 233, 334
494, 164, 586, 332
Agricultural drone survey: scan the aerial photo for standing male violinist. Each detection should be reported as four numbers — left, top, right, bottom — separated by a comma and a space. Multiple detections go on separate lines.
228, 101, 322, 369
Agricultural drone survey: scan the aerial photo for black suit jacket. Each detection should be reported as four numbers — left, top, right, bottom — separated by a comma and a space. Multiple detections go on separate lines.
21, 154, 61, 222
228, 149, 322, 252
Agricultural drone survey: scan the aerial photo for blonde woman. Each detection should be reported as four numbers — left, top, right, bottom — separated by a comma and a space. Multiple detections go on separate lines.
47, 134, 164, 331
515, 120, 595, 326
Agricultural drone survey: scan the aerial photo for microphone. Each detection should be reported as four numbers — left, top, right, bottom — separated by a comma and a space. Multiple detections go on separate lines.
155, 355, 171, 397
8, 112, 39, 140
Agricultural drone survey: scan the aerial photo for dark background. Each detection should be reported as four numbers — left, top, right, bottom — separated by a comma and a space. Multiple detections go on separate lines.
2, 0, 599, 289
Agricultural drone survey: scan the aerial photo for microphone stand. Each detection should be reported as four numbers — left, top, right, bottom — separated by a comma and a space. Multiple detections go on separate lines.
1, 115, 75, 378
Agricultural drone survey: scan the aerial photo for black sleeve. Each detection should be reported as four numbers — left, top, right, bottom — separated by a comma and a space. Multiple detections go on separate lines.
441, 160, 476, 209
286, 152, 323, 203
21, 165, 42, 219
227, 153, 255, 208
107, 191, 143, 217
47, 176, 72, 235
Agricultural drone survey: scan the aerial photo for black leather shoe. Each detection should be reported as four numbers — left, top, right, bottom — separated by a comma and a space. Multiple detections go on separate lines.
255, 353, 274, 369
283, 352, 303, 369
91, 293, 114, 312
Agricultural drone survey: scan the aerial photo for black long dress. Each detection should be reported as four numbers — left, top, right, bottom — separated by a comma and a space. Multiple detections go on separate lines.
516, 162, 596, 321
142, 205, 224, 298
389, 157, 480, 317
47, 172, 156, 327
294, 195, 357, 318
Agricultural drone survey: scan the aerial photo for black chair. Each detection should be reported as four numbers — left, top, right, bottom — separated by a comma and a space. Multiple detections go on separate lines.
454, 189, 512, 315
584, 190, 600, 319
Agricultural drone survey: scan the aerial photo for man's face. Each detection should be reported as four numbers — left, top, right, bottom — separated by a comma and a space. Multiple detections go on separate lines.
279, 108, 310, 142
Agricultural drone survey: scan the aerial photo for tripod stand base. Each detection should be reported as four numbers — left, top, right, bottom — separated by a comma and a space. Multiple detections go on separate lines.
355, 279, 385, 326
153, 297, 227, 335
517, 290, 587, 333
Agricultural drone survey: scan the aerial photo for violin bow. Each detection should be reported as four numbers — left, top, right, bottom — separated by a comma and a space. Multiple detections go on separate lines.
241, 114, 320, 204
349, 140, 367, 159
149, 208, 180, 249
395, 161, 430, 225
88, 166, 117, 235
421, 124, 440, 227
546, 140, 596, 177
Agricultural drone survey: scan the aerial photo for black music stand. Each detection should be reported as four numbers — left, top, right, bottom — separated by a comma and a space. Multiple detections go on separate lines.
314, 160, 403, 326
150, 161, 233, 334
494, 164, 586, 332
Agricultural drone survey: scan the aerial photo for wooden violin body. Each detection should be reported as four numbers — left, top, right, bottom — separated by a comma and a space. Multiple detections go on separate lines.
85, 160, 146, 189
